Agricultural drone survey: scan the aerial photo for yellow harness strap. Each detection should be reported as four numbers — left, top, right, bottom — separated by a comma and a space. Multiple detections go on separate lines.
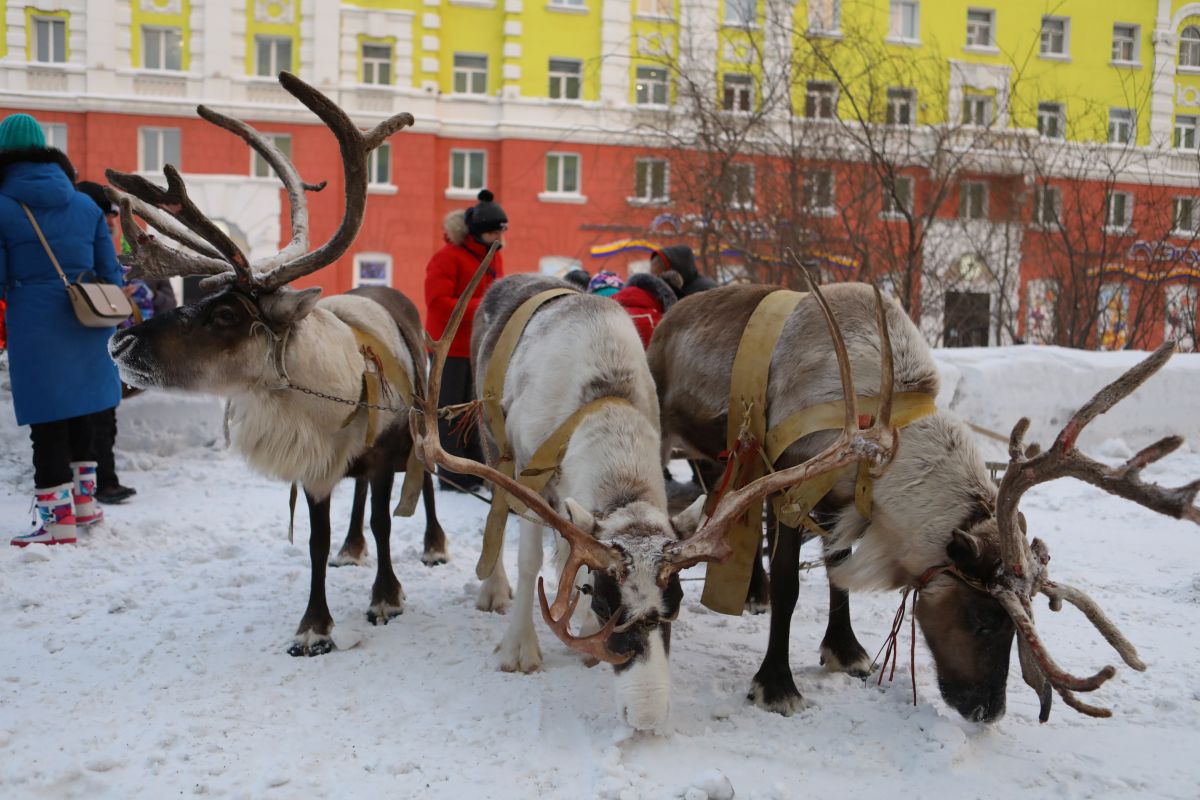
476, 287, 576, 580
701, 290, 806, 616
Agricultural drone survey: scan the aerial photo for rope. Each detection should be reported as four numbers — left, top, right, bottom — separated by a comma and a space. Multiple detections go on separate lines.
871, 586, 920, 706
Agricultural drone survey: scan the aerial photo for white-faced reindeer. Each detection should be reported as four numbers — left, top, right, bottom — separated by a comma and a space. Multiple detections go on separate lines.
649, 282, 1200, 722
106, 72, 446, 656
411, 267, 901, 729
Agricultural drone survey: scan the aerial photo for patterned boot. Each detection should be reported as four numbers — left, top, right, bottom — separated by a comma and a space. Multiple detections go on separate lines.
10, 484, 77, 547
70, 461, 104, 528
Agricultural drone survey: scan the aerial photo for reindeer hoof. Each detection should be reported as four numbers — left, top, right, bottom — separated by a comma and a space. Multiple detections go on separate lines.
819, 642, 873, 678
287, 633, 335, 657
748, 680, 809, 716
330, 550, 367, 568
367, 597, 406, 625
476, 580, 513, 614
744, 598, 770, 615
421, 550, 449, 567
496, 634, 542, 673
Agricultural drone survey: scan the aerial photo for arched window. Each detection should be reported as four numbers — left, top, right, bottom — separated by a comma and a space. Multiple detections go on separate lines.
1180, 26, 1200, 68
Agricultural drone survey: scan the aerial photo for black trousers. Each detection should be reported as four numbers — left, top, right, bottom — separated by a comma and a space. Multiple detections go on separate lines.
29, 412, 99, 489
435, 356, 483, 489
92, 407, 120, 490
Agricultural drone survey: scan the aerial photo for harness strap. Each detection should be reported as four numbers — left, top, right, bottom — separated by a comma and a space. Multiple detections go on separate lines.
477, 287, 575, 580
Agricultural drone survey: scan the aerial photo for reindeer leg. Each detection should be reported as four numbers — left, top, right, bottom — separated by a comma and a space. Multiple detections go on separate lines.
366, 469, 405, 624
331, 477, 369, 567
749, 512, 806, 714
745, 533, 770, 615
818, 546, 872, 677
496, 518, 544, 673
289, 490, 335, 657
419, 471, 449, 566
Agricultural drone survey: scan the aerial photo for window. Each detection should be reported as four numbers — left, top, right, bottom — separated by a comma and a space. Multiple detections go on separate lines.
636, 0, 671, 17
140, 128, 181, 173
723, 73, 753, 112
1037, 102, 1064, 138
450, 150, 486, 191
453, 54, 488, 95
1106, 192, 1132, 230
369, 144, 391, 185
143, 26, 182, 71
805, 81, 836, 119
251, 134, 291, 178
1040, 17, 1068, 57
886, 88, 915, 125
361, 42, 392, 85
1174, 197, 1197, 233
549, 0, 585, 7
723, 163, 755, 209
636, 66, 669, 106
255, 35, 292, 77
31, 15, 67, 63
806, 169, 834, 212
545, 152, 581, 194
353, 254, 392, 288
1032, 184, 1060, 226
959, 181, 988, 220
1108, 108, 1133, 144
548, 58, 582, 100
1112, 24, 1138, 63
962, 92, 992, 126
882, 175, 913, 216
40, 122, 67, 153
965, 9, 994, 48
725, 0, 755, 27
1176, 115, 1198, 149
634, 158, 669, 203
889, 1, 919, 40
1181, 26, 1200, 68
808, 0, 840, 33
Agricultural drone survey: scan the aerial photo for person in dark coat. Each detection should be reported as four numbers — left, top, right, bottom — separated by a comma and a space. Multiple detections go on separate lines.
0, 114, 123, 545
650, 244, 717, 299
424, 189, 506, 492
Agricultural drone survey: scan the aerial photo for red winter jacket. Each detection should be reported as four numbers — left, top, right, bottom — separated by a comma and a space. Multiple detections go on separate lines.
610, 272, 678, 349
424, 210, 504, 358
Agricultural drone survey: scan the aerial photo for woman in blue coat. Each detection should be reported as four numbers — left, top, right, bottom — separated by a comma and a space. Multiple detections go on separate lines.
0, 114, 123, 546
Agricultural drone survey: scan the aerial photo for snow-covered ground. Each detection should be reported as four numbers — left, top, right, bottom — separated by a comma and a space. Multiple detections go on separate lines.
1, 347, 1199, 799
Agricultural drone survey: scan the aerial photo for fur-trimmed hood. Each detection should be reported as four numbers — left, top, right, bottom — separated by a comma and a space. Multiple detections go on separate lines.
443, 208, 468, 246
625, 272, 677, 313
0, 147, 76, 184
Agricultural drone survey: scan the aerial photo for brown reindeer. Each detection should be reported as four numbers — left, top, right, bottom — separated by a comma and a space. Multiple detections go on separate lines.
106, 72, 446, 656
648, 282, 1199, 721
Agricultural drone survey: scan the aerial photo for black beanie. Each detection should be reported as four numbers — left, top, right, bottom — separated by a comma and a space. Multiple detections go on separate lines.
77, 180, 117, 215
465, 189, 508, 237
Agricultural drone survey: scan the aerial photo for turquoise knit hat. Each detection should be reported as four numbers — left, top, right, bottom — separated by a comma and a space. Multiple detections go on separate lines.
0, 114, 46, 151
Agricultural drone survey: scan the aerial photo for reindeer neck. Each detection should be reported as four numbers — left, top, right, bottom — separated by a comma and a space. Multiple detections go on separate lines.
557, 405, 668, 515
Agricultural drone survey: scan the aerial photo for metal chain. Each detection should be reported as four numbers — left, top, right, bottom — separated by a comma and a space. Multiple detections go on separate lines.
280, 380, 411, 413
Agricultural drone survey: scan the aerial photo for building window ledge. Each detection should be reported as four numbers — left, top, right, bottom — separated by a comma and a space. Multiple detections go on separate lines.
722, 23, 760, 32
879, 211, 908, 221
1109, 59, 1142, 69
538, 191, 587, 204
963, 45, 1000, 56
627, 197, 670, 207
368, 183, 399, 195
449, 0, 495, 7
807, 29, 843, 41
546, 3, 588, 14
807, 207, 836, 217
1171, 228, 1196, 238
1038, 53, 1071, 63
635, 13, 673, 22
1179, 65, 1200, 76
1104, 225, 1134, 235
884, 36, 921, 48
445, 187, 485, 200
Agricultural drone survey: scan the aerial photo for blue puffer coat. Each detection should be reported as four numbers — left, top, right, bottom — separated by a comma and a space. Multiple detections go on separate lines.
0, 148, 123, 426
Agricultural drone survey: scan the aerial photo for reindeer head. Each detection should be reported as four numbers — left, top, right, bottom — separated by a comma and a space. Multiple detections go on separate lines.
105, 72, 413, 395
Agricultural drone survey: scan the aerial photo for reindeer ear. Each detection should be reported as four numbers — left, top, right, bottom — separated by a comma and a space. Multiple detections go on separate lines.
563, 498, 596, 534
260, 286, 322, 325
947, 528, 983, 567
670, 494, 707, 538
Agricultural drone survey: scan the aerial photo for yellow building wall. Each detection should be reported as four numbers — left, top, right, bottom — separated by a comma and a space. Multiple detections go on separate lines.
518, 5, 602, 101
131, 0, 192, 71
343, 0, 428, 89
437, 2, 504, 96
244, 0, 301, 76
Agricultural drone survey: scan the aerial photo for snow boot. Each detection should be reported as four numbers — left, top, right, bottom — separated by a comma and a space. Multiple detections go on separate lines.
70, 461, 104, 527
10, 484, 76, 546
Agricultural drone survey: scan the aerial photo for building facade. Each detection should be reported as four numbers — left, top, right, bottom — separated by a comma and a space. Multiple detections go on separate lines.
2, 0, 1199, 349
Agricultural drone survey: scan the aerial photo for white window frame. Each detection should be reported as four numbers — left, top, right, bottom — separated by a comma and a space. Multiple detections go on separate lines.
453, 53, 488, 95
882, 175, 913, 218
544, 152, 582, 196
139, 127, 181, 173
886, 87, 915, 125
723, 73, 754, 112
1105, 191, 1133, 231
724, 0, 755, 28
806, 169, 835, 214
965, 8, 994, 49
1111, 23, 1139, 65
808, 0, 841, 34
361, 42, 393, 86
143, 26, 183, 71
962, 92, 992, 126
633, 158, 669, 204
255, 35, 293, 77
449, 149, 487, 194
548, 58, 582, 101
888, 0, 919, 42
1175, 115, 1198, 150
368, 143, 391, 187
805, 81, 836, 120
1037, 102, 1064, 139
959, 180, 988, 220
250, 133, 292, 179
40, 122, 67, 153
635, 0, 672, 19
31, 15, 67, 64
353, 253, 393, 288
548, 0, 586, 8
1108, 108, 1134, 145
1032, 184, 1061, 227
1040, 16, 1069, 58
635, 65, 670, 106
1181, 26, 1200, 70
1173, 196, 1198, 234
725, 162, 755, 210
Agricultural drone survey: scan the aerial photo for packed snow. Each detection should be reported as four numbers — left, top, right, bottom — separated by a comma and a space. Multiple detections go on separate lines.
1, 346, 1199, 799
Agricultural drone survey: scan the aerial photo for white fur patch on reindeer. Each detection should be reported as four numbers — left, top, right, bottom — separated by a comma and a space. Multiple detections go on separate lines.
615, 632, 671, 731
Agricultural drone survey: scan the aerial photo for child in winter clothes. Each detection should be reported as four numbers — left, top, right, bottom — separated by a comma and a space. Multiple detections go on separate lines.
586, 269, 679, 349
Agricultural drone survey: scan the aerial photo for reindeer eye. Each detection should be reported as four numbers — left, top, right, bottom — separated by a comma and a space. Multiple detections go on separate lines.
210, 306, 239, 327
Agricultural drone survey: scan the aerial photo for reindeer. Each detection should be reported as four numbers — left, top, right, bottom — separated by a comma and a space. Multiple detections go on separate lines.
410, 267, 900, 729
105, 72, 446, 656
648, 282, 1200, 722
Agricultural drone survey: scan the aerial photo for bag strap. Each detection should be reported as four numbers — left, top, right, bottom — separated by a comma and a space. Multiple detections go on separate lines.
19, 202, 70, 289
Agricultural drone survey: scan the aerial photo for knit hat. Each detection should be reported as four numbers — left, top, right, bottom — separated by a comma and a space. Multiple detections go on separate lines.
563, 268, 590, 290
465, 189, 508, 237
77, 181, 118, 215
0, 114, 46, 151
587, 270, 625, 297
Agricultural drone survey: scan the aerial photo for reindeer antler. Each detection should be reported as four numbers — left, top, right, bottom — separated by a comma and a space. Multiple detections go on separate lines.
661, 278, 898, 576
992, 340, 1200, 721
408, 245, 630, 665
105, 71, 414, 292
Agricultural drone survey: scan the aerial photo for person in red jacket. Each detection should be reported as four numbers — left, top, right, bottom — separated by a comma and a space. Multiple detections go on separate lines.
585, 269, 680, 349
424, 189, 506, 493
